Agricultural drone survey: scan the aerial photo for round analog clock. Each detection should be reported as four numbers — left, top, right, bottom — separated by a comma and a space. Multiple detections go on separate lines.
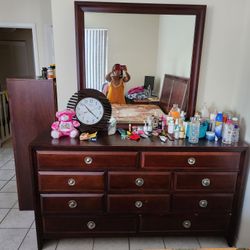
67, 89, 112, 133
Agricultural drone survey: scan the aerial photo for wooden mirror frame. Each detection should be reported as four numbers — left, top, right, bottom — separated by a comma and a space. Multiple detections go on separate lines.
75, 1, 206, 118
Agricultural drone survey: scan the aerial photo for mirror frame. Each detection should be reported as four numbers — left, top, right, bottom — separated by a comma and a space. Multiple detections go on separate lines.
75, 1, 206, 118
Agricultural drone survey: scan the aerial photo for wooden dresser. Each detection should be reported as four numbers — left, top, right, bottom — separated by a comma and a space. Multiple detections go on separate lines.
30, 132, 248, 249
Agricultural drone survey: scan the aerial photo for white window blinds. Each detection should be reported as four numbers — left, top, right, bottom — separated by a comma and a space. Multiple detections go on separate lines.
84, 29, 108, 91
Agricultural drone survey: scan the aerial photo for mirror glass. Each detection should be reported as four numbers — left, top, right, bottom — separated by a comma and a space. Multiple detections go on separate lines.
75, 2, 206, 120
84, 13, 195, 96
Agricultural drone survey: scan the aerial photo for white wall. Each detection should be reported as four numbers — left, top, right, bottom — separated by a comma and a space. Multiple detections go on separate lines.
85, 13, 159, 91
51, 0, 250, 246
0, 0, 53, 73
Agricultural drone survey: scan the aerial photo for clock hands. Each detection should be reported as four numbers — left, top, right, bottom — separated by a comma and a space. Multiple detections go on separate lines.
83, 104, 98, 119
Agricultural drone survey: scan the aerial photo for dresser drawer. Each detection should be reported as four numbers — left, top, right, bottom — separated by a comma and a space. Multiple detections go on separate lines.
37, 151, 138, 170
172, 194, 234, 212
108, 172, 170, 193
38, 172, 104, 192
141, 152, 240, 170
41, 194, 104, 213
43, 215, 137, 233
174, 172, 237, 192
108, 194, 170, 213
140, 214, 231, 232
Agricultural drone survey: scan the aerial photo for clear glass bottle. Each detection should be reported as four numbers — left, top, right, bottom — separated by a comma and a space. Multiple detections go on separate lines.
188, 116, 200, 144
222, 118, 233, 144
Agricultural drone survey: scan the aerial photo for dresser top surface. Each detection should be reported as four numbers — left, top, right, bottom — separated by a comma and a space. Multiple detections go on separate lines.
30, 130, 248, 152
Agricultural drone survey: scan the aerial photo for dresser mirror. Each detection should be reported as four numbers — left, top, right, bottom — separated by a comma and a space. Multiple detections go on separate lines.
75, 2, 206, 119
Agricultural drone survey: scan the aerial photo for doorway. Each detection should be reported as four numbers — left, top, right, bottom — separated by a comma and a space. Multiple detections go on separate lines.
0, 27, 36, 91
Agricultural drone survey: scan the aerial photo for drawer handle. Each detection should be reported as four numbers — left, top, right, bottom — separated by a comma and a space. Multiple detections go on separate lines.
87, 220, 96, 230
68, 200, 78, 208
182, 220, 192, 229
135, 178, 144, 187
201, 178, 211, 187
187, 157, 196, 165
84, 156, 93, 165
199, 199, 208, 208
135, 200, 143, 208
68, 178, 76, 186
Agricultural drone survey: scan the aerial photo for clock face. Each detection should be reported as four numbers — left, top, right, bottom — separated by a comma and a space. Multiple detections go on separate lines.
75, 97, 104, 125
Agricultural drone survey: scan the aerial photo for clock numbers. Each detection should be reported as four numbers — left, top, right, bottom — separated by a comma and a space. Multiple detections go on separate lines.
75, 98, 104, 125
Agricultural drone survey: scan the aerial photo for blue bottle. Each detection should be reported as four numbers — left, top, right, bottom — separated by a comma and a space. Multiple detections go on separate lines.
215, 112, 223, 138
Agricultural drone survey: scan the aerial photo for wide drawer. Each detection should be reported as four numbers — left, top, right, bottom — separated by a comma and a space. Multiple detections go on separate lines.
174, 172, 237, 192
108, 194, 170, 213
108, 172, 170, 193
41, 194, 104, 213
141, 152, 240, 170
38, 172, 104, 192
172, 194, 234, 212
140, 214, 231, 232
43, 215, 137, 233
37, 151, 138, 170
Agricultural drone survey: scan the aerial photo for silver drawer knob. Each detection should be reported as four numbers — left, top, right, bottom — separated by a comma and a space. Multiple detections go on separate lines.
201, 178, 211, 187
187, 157, 196, 165
87, 220, 96, 230
199, 199, 208, 208
182, 220, 191, 229
84, 156, 93, 165
135, 200, 143, 208
135, 178, 144, 187
68, 178, 76, 186
68, 200, 77, 208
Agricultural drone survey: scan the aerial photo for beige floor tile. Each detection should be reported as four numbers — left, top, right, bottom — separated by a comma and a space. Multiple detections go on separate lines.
0, 181, 17, 192
57, 238, 93, 250
1, 159, 15, 169
198, 236, 228, 247
130, 237, 165, 250
0, 180, 7, 189
0, 169, 15, 181
0, 193, 18, 208
0, 208, 34, 228
0, 228, 28, 250
94, 237, 129, 250
0, 209, 9, 222
163, 236, 200, 248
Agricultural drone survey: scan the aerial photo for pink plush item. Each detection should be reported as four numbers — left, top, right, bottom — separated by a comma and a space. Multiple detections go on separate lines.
51, 109, 80, 139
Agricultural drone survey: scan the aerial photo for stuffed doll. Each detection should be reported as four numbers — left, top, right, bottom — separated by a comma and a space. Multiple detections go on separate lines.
51, 109, 80, 139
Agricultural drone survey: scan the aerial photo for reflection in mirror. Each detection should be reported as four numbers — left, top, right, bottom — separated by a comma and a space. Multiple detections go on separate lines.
75, 2, 206, 120
84, 13, 195, 99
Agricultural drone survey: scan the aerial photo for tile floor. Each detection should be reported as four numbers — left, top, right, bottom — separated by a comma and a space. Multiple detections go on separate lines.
0, 140, 229, 250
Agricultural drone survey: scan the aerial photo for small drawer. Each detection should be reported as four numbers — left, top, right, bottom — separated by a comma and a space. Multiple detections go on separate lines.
108, 172, 170, 193
37, 151, 138, 170
141, 152, 240, 170
43, 215, 137, 234
108, 194, 170, 213
38, 172, 104, 192
140, 214, 231, 232
172, 194, 234, 212
40, 194, 104, 213
174, 172, 237, 192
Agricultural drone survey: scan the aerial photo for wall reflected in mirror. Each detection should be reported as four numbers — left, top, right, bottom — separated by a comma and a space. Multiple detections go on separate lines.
84, 12, 195, 99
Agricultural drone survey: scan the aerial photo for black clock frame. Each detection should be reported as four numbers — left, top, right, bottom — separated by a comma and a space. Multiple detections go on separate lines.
67, 89, 112, 133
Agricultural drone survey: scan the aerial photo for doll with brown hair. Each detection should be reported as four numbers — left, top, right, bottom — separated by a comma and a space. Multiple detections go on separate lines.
105, 63, 131, 104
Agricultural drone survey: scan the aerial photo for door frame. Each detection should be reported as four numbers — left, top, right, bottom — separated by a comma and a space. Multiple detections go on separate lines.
0, 22, 40, 76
